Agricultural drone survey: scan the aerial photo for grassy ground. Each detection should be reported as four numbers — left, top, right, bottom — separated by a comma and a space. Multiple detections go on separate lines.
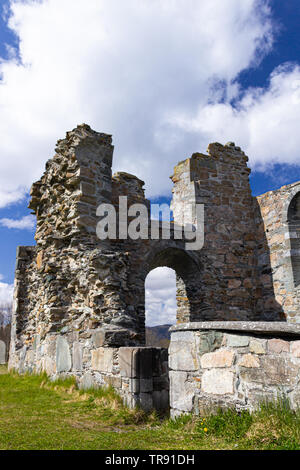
0, 364, 299, 450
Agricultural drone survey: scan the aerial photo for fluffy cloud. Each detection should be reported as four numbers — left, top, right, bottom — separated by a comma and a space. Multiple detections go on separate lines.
0, 214, 35, 230
166, 63, 300, 170
0, 278, 14, 306
145, 267, 176, 326
0, 0, 276, 206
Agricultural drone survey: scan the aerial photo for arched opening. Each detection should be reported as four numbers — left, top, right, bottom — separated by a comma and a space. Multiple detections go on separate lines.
143, 247, 201, 347
288, 192, 300, 288
145, 267, 176, 347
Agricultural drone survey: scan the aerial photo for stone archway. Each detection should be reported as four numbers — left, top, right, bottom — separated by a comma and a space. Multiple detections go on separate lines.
146, 247, 202, 325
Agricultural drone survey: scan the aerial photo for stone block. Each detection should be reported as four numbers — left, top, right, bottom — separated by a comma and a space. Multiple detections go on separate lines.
169, 370, 196, 412
103, 375, 122, 389
240, 356, 298, 386
268, 339, 290, 353
153, 375, 169, 391
140, 378, 153, 393
195, 331, 223, 355
0, 340, 6, 364
139, 393, 153, 412
200, 350, 235, 368
79, 372, 96, 390
152, 348, 168, 376
92, 329, 106, 348
139, 348, 153, 378
42, 356, 56, 375
56, 336, 72, 373
128, 378, 139, 393
226, 334, 249, 348
291, 340, 300, 358
171, 331, 195, 342
169, 341, 198, 371
72, 342, 83, 371
91, 347, 114, 372
249, 340, 266, 355
153, 390, 169, 411
201, 369, 234, 395
239, 354, 260, 368
119, 347, 139, 378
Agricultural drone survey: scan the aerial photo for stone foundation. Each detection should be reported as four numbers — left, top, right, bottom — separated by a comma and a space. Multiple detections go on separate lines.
9, 336, 169, 412
0, 324, 11, 364
169, 322, 300, 417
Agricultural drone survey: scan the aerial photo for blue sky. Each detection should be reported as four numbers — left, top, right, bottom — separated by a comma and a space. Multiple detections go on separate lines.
0, 1, 300, 322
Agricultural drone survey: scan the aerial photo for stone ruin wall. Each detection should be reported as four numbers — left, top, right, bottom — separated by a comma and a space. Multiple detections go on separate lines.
0, 324, 10, 364
169, 322, 300, 417
255, 183, 300, 323
8, 124, 300, 413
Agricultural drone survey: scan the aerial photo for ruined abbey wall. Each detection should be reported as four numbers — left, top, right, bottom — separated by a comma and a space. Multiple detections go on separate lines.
8, 124, 300, 413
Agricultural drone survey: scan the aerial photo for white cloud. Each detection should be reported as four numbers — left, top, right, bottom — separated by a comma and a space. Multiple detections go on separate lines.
0, 0, 275, 205
145, 267, 176, 326
166, 63, 300, 171
0, 214, 35, 230
0, 279, 14, 306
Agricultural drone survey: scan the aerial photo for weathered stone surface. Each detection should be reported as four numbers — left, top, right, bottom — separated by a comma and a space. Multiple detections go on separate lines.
0, 340, 6, 364
249, 340, 266, 355
201, 369, 234, 395
196, 331, 223, 355
56, 336, 72, 373
226, 334, 249, 348
139, 393, 153, 412
169, 370, 196, 412
79, 372, 96, 390
169, 340, 198, 371
291, 340, 300, 358
42, 356, 56, 375
91, 347, 114, 372
200, 350, 235, 368
140, 378, 153, 393
170, 322, 300, 337
239, 354, 260, 368
268, 339, 290, 354
92, 329, 106, 348
72, 342, 82, 371
153, 390, 169, 411
119, 348, 139, 378
240, 356, 298, 386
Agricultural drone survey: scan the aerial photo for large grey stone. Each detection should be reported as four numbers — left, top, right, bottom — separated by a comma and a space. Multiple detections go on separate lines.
139, 393, 153, 412
169, 340, 198, 371
56, 336, 72, 373
201, 369, 234, 395
195, 331, 223, 355
226, 334, 249, 348
79, 372, 96, 390
140, 378, 153, 393
153, 390, 169, 411
169, 370, 196, 412
119, 347, 140, 377
72, 342, 82, 371
91, 347, 114, 372
0, 340, 6, 364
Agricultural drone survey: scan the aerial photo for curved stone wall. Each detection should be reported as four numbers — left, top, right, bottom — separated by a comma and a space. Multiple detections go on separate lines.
169, 322, 300, 417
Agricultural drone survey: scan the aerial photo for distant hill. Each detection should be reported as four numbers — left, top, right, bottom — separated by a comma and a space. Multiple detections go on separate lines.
145, 324, 173, 347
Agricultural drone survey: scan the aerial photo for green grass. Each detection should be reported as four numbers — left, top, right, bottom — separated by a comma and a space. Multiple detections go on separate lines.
0, 364, 299, 450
